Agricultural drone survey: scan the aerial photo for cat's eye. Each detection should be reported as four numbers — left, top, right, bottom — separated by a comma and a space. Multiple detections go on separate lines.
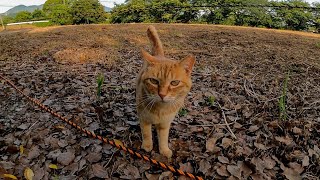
170, 80, 180, 86
149, 78, 159, 85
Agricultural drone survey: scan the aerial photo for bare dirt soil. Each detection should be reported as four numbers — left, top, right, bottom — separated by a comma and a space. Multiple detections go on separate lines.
0, 24, 320, 179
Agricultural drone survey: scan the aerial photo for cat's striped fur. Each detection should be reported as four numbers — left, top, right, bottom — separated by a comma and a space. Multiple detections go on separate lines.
136, 26, 195, 158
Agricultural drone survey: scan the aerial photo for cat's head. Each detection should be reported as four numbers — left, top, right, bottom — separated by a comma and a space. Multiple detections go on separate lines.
138, 26, 195, 104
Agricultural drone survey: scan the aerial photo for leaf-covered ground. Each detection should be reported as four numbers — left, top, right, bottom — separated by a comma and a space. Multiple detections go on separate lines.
0, 24, 320, 179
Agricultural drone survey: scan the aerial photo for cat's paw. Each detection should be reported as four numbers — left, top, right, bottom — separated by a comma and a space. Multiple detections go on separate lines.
141, 142, 153, 152
160, 148, 172, 158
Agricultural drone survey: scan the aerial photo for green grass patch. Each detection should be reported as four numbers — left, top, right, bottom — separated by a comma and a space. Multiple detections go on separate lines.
316, 42, 320, 48
178, 108, 188, 117
96, 73, 104, 100
33, 22, 53, 27
206, 96, 216, 106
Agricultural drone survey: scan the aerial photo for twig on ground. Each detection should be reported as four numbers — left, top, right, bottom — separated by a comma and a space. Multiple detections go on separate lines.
104, 150, 117, 168
24, 121, 38, 134
244, 79, 262, 103
217, 102, 237, 139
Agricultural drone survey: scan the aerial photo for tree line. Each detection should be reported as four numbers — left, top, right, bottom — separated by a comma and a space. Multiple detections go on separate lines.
111, 0, 320, 32
1, 0, 320, 32
1, 0, 106, 25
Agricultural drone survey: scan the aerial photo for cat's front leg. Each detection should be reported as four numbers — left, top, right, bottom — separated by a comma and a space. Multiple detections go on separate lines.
156, 123, 172, 158
140, 121, 153, 152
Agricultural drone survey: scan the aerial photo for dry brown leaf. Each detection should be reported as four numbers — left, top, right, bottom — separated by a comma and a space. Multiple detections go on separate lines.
233, 122, 242, 129
3, 174, 18, 179
235, 146, 253, 156
251, 157, 265, 173
85, 152, 102, 163
218, 156, 230, 164
238, 161, 252, 178
254, 142, 267, 150
57, 151, 75, 166
63, 162, 79, 175
179, 162, 193, 173
49, 164, 58, 169
288, 162, 304, 174
159, 171, 173, 180
122, 164, 141, 179
199, 159, 211, 175
250, 173, 264, 180
263, 157, 276, 170
206, 137, 217, 152
24, 167, 34, 180
27, 145, 40, 160
5, 145, 19, 154
249, 125, 259, 132
145, 172, 160, 180
33, 166, 45, 180
216, 165, 229, 177
275, 136, 293, 145
19, 145, 24, 155
302, 156, 309, 167
314, 145, 320, 154
227, 165, 241, 179
226, 176, 237, 180
292, 127, 302, 134
113, 139, 124, 147
221, 138, 233, 148
282, 166, 302, 180
54, 125, 65, 130
92, 163, 108, 178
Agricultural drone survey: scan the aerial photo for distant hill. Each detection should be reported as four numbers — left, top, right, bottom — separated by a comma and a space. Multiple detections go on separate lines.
104, 6, 112, 12
5, 5, 43, 16
3, 4, 111, 16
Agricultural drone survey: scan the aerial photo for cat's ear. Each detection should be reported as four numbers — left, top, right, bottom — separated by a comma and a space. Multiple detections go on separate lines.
141, 48, 157, 64
179, 54, 195, 74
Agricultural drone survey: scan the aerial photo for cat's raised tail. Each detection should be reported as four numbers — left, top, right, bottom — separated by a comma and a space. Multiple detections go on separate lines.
147, 26, 164, 56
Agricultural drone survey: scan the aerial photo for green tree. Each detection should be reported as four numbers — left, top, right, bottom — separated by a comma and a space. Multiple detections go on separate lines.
273, 0, 312, 30
2, 16, 15, 24
312, 2, 320, 32
111, 0, 196, 23
15, 11, 32, 22
50, 4, 72, 25
70, 0, 106, 24
111, 0, 148, 23
32, 9, 47, 20
233, 0, 272, 27
44, 0, 72, 25
43, 0, 72, 14
199, 0, 240, 24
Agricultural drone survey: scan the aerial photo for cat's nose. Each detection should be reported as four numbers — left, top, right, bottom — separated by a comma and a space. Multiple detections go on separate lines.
159, 93, 166, 100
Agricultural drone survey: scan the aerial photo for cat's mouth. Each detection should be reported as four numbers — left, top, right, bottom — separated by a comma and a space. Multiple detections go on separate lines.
158, 97, 175, 104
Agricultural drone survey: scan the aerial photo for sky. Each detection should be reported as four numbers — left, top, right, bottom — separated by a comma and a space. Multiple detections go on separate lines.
0, 0, 319, 13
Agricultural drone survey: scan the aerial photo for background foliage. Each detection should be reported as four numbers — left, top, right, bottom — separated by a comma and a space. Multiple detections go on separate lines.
111, 0, 320, 32
1, 0, 320, 32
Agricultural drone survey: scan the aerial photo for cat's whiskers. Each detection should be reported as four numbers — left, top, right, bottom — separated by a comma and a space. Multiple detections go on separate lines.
141, 96, 156, 113
137, 94, 154, 106
149, 98, 156, 112
171, 99, 179, 111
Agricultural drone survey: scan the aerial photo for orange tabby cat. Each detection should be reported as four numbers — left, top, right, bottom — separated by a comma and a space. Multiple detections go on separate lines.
136, 26, 195, 158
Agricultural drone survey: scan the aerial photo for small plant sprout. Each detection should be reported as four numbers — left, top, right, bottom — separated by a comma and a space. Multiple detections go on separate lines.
206, 96, 216, 106
178, 108, 188, 116
279, 71, 290, 121
96, 73, 104, 99
316, 42, 320, 48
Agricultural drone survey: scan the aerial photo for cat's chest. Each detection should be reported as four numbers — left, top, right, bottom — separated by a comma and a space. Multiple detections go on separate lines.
140, 108, 177, 124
